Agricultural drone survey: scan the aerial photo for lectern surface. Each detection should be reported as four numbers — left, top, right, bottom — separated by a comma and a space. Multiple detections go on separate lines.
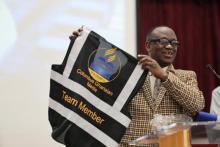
129, 121, 220, 146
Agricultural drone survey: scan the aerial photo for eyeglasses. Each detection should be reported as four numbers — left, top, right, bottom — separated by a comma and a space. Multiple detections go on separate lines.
149, 38, 180, 48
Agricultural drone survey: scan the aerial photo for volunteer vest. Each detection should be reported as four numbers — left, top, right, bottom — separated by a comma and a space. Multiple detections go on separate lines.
49, 28, 147, 147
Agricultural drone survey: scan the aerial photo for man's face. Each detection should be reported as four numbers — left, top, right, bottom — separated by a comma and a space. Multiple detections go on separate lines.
146, 27, 179, 67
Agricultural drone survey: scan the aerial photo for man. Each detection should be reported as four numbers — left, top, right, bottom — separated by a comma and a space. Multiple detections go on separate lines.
71, 26, 205, 147
119, 26, 205, 147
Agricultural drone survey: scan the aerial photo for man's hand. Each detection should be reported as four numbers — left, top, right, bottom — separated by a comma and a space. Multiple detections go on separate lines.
138, 54, 168, 81
69, 26, 84, 40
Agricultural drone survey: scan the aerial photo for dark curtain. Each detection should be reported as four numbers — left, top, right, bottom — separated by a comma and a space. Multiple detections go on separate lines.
136, 0, 220, 112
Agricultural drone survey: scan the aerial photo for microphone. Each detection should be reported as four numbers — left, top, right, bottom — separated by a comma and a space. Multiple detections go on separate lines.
206, 64, 220, 81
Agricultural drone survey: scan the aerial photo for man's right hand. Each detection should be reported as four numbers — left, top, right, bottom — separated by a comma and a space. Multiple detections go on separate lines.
138, 54, 168, 81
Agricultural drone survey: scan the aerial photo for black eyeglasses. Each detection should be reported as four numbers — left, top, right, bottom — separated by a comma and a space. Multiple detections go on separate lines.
149, 38, 180, 48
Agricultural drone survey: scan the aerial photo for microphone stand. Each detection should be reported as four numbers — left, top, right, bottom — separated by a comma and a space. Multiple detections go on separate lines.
206, 64, 220, 81
205, 65, 220, 147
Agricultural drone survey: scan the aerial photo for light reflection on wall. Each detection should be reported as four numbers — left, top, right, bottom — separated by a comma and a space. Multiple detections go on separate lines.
1, 0, 128, 73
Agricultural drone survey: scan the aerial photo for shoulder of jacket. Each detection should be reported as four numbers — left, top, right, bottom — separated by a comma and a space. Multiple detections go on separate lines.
174, 69, 196, 76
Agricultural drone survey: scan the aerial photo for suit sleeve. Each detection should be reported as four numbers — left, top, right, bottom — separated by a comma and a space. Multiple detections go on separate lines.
161, 71, 205, 116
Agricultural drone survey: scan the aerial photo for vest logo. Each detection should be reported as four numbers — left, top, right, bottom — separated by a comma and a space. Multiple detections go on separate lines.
88, 48, 121, 83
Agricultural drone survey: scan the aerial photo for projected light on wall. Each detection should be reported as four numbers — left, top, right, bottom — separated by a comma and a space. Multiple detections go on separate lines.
1, 0, 126, 72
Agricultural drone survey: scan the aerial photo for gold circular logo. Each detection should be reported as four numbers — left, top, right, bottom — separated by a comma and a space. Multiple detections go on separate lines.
88, 48, 121, 83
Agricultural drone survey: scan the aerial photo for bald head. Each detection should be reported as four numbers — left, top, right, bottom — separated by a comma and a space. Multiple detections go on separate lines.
146, 26, 177, 42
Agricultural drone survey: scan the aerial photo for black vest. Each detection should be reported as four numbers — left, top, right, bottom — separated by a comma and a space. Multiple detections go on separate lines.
49, 29, 147, 147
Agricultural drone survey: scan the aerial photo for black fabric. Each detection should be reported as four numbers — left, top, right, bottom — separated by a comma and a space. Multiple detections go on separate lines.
64, 123, 105, 147
69, 31, 139, 105
49, 30, 147, 147
50, 79, 127, 142
52, 37, 76, 75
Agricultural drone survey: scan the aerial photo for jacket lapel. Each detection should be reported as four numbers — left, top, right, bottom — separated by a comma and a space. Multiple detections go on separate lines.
142, 75, 155, 110
154, 85, 166, 110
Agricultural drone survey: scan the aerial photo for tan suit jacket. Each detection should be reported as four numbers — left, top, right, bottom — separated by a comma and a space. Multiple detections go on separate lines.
119, 65, 205, 147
